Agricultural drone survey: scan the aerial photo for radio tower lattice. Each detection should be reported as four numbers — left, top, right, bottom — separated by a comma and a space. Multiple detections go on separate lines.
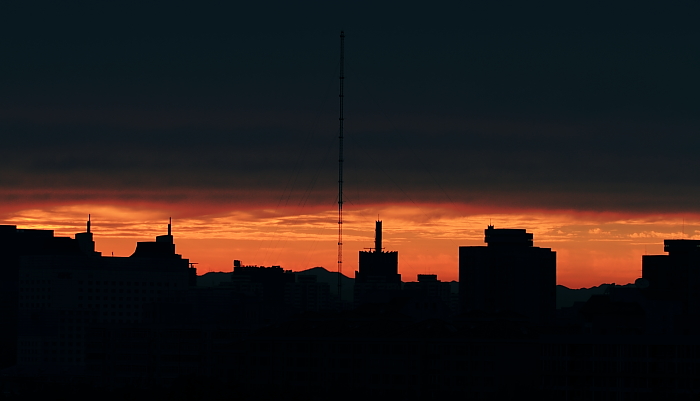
337, 31, 345, 307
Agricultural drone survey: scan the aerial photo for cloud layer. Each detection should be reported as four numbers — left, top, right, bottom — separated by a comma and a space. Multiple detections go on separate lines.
4, 202, 699, 288
1, 114, 699, 213
2, 0, 700, 213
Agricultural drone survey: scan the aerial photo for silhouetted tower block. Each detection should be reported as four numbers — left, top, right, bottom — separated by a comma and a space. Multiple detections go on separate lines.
75, 214, 100, 256
459, 225, 556, 322
0, 226, 52, 369
642, 239, 700, 318
0, 224, 92, 369
129, 219, 197, 285
16, 221, 194, 373
355, 221, 401, 306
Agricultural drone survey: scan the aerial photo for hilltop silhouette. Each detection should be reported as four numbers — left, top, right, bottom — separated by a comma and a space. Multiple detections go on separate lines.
198, 266, 355, 303
556, 283, 635, 309
199, 269, 629, 310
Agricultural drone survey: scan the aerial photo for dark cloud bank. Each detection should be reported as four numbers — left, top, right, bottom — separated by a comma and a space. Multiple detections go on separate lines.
1, 1, 699, 213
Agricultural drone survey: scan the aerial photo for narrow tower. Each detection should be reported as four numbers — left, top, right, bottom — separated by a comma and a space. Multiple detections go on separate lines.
75, 214, 96, 255
355, 220, 400, 306
156, 218, 174, 247
337, 31, 345, 304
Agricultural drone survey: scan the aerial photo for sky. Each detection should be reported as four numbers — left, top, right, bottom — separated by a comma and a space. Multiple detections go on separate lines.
1, 1, 700, 288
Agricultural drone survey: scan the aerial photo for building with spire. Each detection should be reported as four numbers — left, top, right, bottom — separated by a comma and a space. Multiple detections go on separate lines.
130, 217, 178, 258
15, 218, 196, 373
354, 221, 401, 306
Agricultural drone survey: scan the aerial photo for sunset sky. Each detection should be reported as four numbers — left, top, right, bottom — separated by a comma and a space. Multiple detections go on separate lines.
2, 1, 700, 288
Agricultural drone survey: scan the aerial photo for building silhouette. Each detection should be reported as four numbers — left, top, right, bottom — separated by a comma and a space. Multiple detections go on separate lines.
229, 260, 295, 322
642, 239, 700, 333
403, 274, 455, 317
0, 219, 104, 370
14, 219, 195, 375
403, 275, 451, 305
284, 274, 332, 314
459, 225, 556, 322
10, 220, 700, 398
354, 221, 401, 306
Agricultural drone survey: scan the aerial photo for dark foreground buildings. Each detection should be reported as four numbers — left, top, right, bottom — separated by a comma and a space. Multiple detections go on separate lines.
5, 222, 700, 399
642, 239, 700, 332
13, 219, 196, 376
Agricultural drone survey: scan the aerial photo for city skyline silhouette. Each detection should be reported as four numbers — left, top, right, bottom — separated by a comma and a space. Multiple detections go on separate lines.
4, 218, 700, 399
2, 2, 700, 288
4, 2, 700, 397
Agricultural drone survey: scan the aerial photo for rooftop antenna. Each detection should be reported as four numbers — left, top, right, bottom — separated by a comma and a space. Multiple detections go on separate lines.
87, 214, 91, 233
337, 31, 345, 305
168, 217, 172, 236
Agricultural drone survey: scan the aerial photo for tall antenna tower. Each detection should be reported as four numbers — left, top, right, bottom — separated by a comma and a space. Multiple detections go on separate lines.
337, 31, 345, 305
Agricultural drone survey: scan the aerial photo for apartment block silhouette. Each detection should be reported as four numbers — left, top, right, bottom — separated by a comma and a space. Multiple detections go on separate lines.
459, 225, 556, 322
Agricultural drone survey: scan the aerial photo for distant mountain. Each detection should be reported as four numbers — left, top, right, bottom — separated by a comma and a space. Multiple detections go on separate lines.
556, 283, 635, 309
296, 267, 354, 302
199, 270, 627, 309
196, 267, 355, 302
197, 272, 233, 287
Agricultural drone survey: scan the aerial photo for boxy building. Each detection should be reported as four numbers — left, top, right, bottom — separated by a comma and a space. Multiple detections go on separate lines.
354, 221, 401, 306
459, 225, 556, 322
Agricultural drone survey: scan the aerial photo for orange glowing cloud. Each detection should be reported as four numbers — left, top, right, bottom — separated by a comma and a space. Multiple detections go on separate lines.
2, 202, 697, 289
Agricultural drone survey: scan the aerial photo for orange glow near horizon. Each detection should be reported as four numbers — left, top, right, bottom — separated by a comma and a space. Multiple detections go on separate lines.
3, 203, 698, 289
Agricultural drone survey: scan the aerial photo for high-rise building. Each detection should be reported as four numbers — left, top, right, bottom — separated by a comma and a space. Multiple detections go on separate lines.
459, 225, 556, 322
0, 224, 77, 369
642, 239, 700, 323
15, 219, 195, 373
354, 221, 401, 306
